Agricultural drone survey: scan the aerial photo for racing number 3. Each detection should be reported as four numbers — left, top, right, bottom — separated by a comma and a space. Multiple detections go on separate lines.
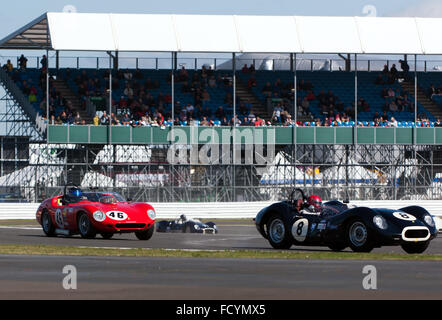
292, 219, 309, 242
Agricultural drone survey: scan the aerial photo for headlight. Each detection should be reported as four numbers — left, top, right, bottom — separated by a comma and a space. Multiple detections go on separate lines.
373, 215, 388, 230
194, 225, 200, 230
147, 209, 156, 220
424, 215, 435, 227
93, 211, 105, 222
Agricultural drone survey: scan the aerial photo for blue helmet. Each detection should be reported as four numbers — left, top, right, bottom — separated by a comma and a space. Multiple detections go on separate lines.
68, 187, 82, 198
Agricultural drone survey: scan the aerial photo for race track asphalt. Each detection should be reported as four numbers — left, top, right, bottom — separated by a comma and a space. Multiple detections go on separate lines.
0, 220, 441, 254
0, 255, 441, 300
0, 221, 440, 300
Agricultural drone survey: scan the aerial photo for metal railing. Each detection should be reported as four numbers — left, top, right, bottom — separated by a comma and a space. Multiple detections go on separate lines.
2, 55, 442, 72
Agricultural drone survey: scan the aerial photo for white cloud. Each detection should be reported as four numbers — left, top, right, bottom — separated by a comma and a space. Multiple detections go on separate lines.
392, 0, 442, 17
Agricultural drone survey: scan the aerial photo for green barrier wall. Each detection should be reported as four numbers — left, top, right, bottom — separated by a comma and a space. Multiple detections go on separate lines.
47, 125, 442, 145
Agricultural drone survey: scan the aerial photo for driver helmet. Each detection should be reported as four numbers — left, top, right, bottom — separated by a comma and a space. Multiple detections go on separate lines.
180, 214, 187, 222
68, 187, 83, 198
307, 195, 322, 212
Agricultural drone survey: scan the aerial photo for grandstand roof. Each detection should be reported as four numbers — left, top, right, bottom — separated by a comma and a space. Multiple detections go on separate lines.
1, 12, 442, 54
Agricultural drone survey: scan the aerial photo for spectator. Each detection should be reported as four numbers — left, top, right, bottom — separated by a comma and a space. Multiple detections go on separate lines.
18, 55, 28, 70
74, 112, 82, 125
100, 111, 109, 125
3, 60, 13, 72
41, 55, 48, 71
93, 113, 100, 126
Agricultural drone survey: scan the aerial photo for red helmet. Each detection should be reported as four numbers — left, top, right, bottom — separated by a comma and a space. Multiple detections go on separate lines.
308, 195, 322, 212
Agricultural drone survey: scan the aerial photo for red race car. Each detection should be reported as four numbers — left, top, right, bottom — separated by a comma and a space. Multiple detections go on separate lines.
36, 187, 156, 240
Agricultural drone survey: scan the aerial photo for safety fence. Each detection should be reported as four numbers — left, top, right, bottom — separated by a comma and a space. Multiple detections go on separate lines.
1, 201, 441, 230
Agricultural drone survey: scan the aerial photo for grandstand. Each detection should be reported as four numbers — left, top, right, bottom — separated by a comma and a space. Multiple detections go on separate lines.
0, 12, 442, 202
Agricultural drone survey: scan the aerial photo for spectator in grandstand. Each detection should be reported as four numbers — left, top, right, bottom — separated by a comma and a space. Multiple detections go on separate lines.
40, 55, 47, 71
390, 64, 398, 79
428, 84, 438, 100
247, 76, 257, 89
2, 60, 13, 72
435, 118, 442, 127
123, 83, 134, 98
390, 117, 398, 127
121, 113, 131, 126
215, 106, 226, 120
123, 68, 133, 81
18, 54, 28, 70
100, 111, 109, 125
93, 114, 100, 126
261, 82, 272, 95
305, 90, 316, 101
375, 74, 385, 85
74, 112, 82, 125
399, 59, 410, 80
389, 101, 398, 113
241, 64, 250, 74
254, 116, 265, 127
249, 64, 256, 73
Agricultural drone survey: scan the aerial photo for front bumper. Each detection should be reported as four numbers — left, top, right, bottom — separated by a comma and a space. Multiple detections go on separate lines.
93, 221, 155, 233
373, 226, 437, 246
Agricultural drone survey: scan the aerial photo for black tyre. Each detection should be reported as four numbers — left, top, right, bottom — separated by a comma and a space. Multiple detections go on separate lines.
183, 223, 191, 233
78, 213, 97, 239
101, 233, 114, 240
347, 220, 374, 253
401, 241, 430, 254
266, 214, 292, 249
135, 225, 155, 240
41, 211, 56, 237
328, 243, 347, 252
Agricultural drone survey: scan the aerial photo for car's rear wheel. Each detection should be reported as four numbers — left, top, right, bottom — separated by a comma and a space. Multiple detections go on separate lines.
347, 220, 374, 253
41, 211, 56, 237
266, 214, 292, 250
78, 213, 96, 239
135, 225, 155, 240
401, 241, 429, 254
101, 233, 114, 240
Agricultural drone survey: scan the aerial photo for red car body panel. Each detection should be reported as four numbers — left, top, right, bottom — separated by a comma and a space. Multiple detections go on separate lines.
36, 195, 156, 234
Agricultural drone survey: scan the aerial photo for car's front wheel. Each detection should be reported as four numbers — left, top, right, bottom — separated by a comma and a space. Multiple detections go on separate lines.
347, 220, 374, 253
41, 211, 56, 237
266, 214, 292, 250
101, 233, 114, 240
401, 241, 429, 254
78, 213, 97, 239
135, 225, 155, 240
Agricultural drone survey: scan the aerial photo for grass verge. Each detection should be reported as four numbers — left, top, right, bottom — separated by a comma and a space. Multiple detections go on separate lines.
0, 244, 441, 261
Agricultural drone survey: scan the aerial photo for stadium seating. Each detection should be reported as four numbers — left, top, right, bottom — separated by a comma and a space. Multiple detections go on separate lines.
8, 66, 442, 126
240, 70, 437, 125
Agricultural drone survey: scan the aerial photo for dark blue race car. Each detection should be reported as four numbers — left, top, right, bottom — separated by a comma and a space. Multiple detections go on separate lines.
255, 189, 438, 254
157, 215, 218, 234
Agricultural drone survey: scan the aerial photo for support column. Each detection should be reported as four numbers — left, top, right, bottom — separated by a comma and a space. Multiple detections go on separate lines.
414, 54, 418, 195
171, 52, 176, 203
232, 52, 236, 201
354, 54, 358, 144
293, 53, 297, 189
108, 53, 113, 145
